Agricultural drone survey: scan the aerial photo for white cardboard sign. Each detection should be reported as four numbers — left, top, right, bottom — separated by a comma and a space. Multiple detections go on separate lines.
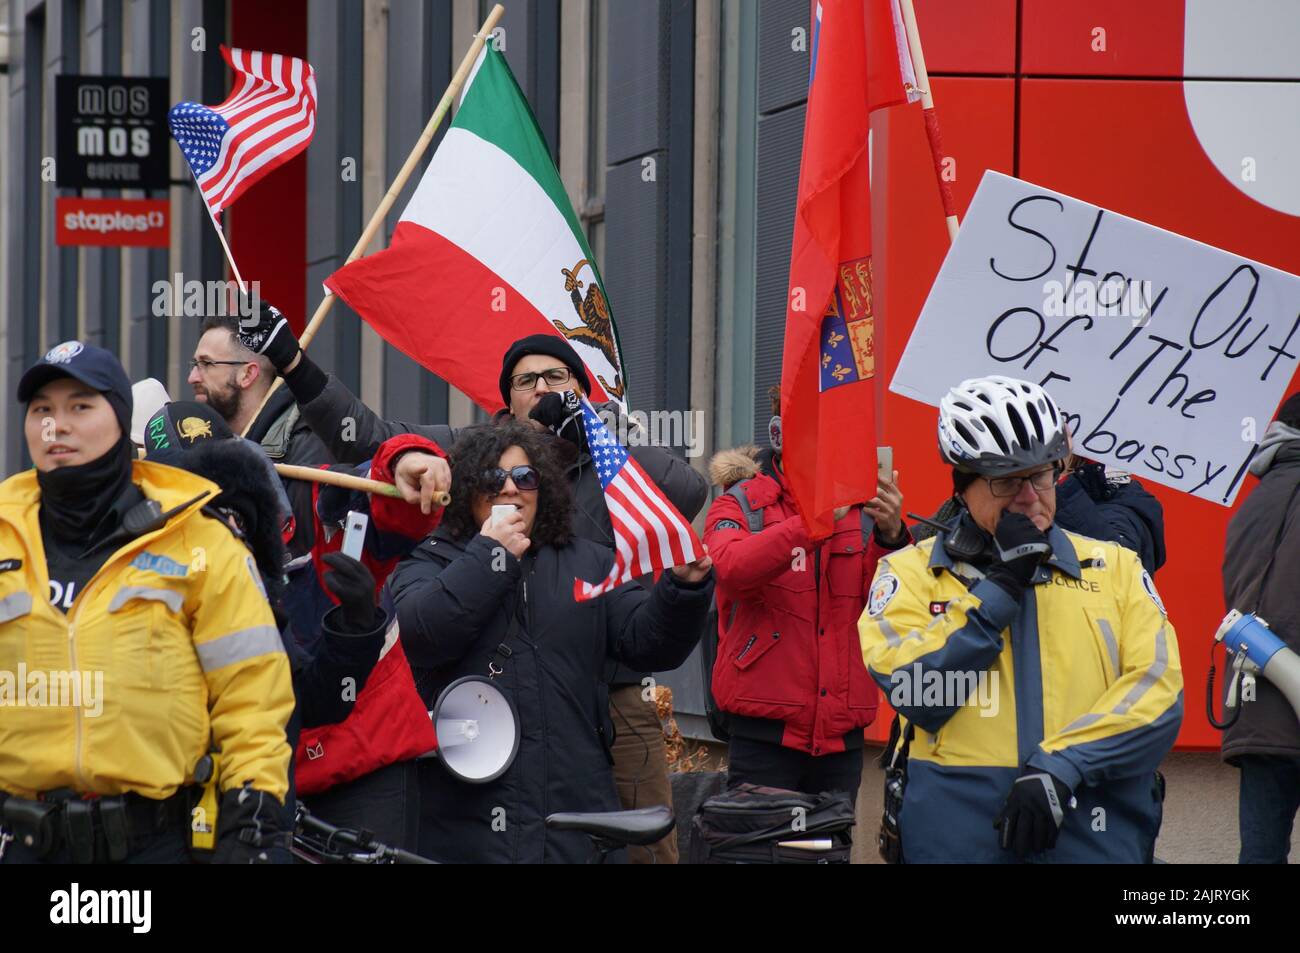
891, 171, 1300, 506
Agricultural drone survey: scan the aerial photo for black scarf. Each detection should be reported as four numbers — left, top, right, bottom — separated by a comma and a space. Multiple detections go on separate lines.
36, 435, 136, 544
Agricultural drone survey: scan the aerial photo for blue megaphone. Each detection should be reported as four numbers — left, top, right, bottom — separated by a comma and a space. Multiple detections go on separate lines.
1212, 610, 1300, 724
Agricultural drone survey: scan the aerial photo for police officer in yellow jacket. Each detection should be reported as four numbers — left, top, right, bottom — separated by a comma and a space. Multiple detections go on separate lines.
860, 376, 1182, 863
0, 342, 295, 863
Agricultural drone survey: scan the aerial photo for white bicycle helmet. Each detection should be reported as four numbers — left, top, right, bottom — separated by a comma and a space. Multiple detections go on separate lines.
937, 375, 1069, 476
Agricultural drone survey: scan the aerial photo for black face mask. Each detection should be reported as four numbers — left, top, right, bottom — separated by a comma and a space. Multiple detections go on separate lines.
36, 434, 136, 543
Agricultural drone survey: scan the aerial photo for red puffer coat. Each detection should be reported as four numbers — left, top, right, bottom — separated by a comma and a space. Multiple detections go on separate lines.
703, 446, 908, 755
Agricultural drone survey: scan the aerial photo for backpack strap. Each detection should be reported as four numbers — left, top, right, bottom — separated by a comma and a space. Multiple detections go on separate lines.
725, 481, 765, 534
728, 482, 877, 546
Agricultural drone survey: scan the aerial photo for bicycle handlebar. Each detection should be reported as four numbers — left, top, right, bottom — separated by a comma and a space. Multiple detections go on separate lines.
294, 804, 437, 865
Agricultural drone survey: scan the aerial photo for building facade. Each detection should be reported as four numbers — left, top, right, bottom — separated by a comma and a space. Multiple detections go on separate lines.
5, 0, 1300, 747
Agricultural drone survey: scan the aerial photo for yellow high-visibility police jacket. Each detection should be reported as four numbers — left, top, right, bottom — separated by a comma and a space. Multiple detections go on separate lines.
858, 524, 1183, 863
0, 460, 293, 802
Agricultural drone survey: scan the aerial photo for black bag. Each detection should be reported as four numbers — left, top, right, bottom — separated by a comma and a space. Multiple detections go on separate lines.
689, 783, 855, 864
877, 715, 913, 864
700, 596, 732, 741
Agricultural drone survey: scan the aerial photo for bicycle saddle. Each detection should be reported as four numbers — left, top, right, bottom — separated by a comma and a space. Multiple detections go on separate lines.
544, 806, 675, 845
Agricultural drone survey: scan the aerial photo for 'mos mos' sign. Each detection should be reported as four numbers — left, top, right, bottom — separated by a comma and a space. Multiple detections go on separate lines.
56, 75, 169, 190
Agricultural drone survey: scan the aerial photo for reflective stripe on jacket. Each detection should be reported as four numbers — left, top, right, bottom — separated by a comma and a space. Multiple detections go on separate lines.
858, 526, 1183, 863
0, 460, 294, 801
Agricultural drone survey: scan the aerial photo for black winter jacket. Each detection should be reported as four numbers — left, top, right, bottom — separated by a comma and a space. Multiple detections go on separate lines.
247, 384, 334, 558
389, 527, 713, 863
1054, 464, 1166, 574
294, 370, 710, 686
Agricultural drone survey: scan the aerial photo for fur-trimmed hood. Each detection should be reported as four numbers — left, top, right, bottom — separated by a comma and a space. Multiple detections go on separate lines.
153, 438, 289, 603
709, 445, 762, 489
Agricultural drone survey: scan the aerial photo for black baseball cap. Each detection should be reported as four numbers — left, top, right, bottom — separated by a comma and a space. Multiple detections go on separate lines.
141, 401, 233, 457
17, 340, 133, 405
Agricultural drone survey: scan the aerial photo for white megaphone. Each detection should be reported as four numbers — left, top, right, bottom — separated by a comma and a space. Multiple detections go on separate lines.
1213, 610, 1300, 724
422, 676, 520, 783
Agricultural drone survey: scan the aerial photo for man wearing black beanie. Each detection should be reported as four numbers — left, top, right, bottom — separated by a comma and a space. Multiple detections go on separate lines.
239, 310, 709, 863
495, 333, 592, 411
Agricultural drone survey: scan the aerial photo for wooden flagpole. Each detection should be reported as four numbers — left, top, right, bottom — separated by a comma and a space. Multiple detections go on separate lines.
208, 207, 248, 293
273, 463, 451, 507
897, 0, 959, 244
241, 3, 507, 436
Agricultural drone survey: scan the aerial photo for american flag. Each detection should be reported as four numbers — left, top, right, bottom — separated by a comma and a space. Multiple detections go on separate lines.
168, 46, 317, 218
573, 398, 704, 602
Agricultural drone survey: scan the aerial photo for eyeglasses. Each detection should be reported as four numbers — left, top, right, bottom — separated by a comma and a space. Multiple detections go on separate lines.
189, 358, 249, 372
509, 367, 571, 392
483, 465, 541, 494
986, 464, 1062, 498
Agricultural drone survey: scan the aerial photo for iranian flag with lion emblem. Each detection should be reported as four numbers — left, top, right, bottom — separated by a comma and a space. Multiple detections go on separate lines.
326, 45, 626, 410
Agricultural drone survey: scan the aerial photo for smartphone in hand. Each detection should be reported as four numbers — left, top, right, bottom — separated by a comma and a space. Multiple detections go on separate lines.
341, 510, 369, 560
877, 446, 894, 483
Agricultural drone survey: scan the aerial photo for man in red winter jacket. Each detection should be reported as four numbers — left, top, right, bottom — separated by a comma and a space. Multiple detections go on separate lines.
704, 396, 908, 801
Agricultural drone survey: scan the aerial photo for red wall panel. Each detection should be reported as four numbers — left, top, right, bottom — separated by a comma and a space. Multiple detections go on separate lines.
1019, 78, 1300, 748
1021, 0, 1185, 77
888, 6, 1300, 749
914, 0, 1017, 74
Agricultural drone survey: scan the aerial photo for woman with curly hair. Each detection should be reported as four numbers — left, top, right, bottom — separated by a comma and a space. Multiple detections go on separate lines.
389, 421, 714, 863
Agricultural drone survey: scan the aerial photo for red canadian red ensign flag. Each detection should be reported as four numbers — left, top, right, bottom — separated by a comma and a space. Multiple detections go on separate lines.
780, 0, 916, 539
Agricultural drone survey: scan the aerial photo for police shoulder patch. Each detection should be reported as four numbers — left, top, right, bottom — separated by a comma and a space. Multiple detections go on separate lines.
868, 573, 900, 616
1141, 570, 1166, 616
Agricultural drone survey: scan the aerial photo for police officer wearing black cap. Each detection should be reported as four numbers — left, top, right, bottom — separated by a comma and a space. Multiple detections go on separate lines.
0, 342, 296, 864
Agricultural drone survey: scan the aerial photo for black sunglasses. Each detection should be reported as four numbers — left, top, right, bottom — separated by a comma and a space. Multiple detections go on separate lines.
483, 465, 540, 494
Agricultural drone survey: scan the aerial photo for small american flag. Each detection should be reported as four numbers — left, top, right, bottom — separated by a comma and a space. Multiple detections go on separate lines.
169, 45, 317, 218
573, 398, 704, 602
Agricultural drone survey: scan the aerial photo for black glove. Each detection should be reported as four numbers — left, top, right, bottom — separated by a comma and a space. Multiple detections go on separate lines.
237, 299, 300, 372
528, 390, 585, 449
321, 551, 380, 633
994, 770, 1074, 858
212, 783, 290, 864
984, 511, 1051, 599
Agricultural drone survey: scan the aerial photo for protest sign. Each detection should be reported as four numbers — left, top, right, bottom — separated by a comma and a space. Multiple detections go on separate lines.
891, 171, 1300, 506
